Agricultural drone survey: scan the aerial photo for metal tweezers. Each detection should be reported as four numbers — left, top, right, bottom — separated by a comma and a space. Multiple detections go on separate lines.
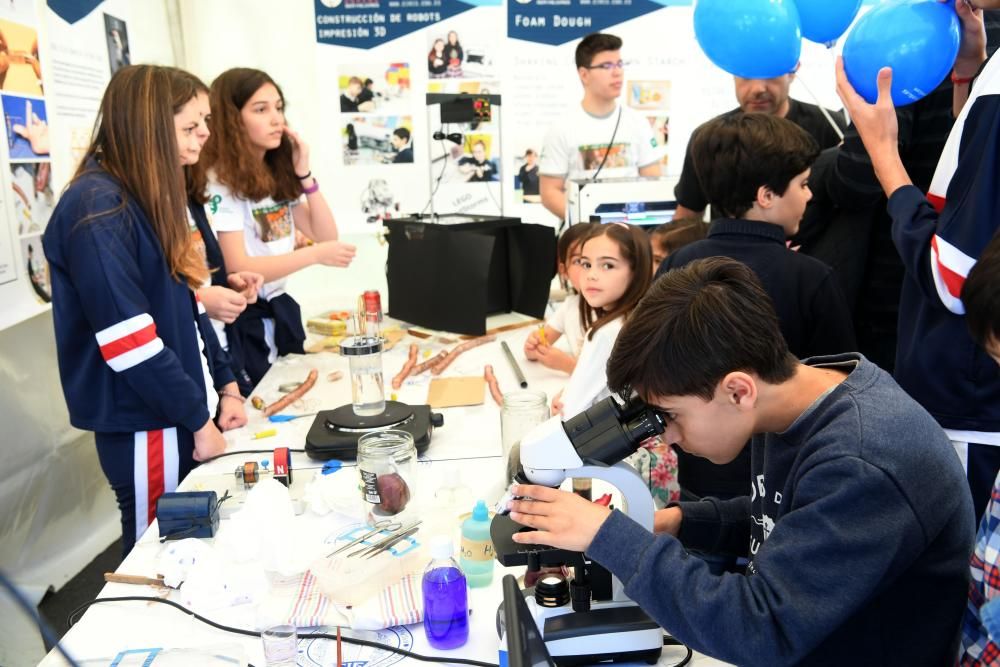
348, 520, 423, 559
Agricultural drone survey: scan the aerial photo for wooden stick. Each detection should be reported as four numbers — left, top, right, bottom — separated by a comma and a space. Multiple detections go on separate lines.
104, 572, 168, 587
391, 344, 419, 389
262, 369, 319, 417
431, 335, 497, 375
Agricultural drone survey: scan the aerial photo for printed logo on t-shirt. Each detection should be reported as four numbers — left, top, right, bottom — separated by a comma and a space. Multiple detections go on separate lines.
252, 202, 294, 243
577, 142, 630, 170
209, 194, 222, 215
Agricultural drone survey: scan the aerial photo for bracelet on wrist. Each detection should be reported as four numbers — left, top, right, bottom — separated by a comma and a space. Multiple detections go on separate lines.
951, 71, 975, 85
219, 391, 244, 402
296, 170, 312, 180
302, 177, 319, 195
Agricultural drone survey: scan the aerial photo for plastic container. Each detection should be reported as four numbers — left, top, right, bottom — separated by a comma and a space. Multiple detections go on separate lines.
422, 535, 469, 649
459, 500, 495, 588
340, 336, 385, 416
357, 430, 417, 522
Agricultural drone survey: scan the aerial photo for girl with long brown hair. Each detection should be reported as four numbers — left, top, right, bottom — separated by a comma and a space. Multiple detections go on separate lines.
191, 68, 355, 388
551, 223, 678, 507
43, 65, 243, 555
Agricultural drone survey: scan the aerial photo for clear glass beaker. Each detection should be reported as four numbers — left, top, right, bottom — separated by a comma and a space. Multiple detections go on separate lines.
357, 429, 418, 523
500, 390, 548, 482
261, 624, 297, 667
340, 336, 385, 416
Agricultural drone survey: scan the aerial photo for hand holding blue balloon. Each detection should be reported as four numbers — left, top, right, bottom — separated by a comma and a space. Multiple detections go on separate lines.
835, 57, 913, 198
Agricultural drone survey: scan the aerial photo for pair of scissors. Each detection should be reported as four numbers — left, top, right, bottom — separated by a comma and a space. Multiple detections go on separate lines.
327, 519, 402, 557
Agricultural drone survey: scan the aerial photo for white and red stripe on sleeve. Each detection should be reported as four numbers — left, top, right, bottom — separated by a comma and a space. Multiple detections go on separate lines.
95, 313, 164, 372
930, 235, 976, 315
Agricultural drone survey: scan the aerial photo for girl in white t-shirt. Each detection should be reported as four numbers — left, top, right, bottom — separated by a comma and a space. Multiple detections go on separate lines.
191, 68, 356, 388
553, 222, 679, 508
524, 222, 594, 373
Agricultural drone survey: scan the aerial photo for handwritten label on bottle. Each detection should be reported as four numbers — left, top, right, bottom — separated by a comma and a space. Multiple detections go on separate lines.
460, 537, 495, 562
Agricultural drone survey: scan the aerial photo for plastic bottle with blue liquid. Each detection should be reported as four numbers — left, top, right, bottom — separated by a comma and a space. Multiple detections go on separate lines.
460, 500, 494, 588
422, 535, 469, 649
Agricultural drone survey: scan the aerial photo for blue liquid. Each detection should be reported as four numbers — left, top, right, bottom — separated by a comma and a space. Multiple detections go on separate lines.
422, 566, 469, 649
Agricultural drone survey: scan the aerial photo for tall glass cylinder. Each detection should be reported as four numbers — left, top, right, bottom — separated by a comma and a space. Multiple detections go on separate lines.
500, 390, 548, 482
340, 336, 385, 416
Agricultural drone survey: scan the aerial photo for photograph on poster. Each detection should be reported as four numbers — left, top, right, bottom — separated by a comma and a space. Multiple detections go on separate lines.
338, 63, 410, 115
646, 115, 669, 168
20, 234, 49, 303
0, 19, 42, 95
103, 14, 130, 75
427, 28, 495, 80
342, 115, 413, 166
359, 177, 403, 224
513, 147, 540, 202
627, 80, 671, 112
454, 133, 498, 182
10, 162, 53, 235
2, 93, 48, 159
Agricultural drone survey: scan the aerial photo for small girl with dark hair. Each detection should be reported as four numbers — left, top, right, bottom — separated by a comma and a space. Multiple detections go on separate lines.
191, 68, 356, 389
554, 222, 678, 506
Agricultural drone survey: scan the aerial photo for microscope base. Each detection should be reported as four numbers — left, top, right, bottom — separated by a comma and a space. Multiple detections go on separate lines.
498, 594, 662, 665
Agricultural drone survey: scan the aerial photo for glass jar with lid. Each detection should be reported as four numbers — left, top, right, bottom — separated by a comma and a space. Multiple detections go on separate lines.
357, 429, 417, 523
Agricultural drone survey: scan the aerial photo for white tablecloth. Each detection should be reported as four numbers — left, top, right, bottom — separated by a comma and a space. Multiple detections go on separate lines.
39, 323, 729, 667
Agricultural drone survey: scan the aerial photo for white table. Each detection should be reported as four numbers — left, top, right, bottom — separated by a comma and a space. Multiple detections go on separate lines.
38, 324, 728, 667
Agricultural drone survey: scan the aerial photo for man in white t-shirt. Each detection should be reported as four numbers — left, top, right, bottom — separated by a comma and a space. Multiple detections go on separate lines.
539, 32, 662, 222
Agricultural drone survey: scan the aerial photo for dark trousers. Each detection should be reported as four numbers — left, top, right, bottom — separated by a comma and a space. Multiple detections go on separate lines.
95, 428, 196, 556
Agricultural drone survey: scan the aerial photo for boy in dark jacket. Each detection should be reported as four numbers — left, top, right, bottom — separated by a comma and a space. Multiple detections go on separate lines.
508, 257, 974, 666
657, 113, 855, 515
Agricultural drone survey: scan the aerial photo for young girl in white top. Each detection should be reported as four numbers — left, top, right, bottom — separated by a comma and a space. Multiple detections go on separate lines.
524, 222, 593, 374
191, 68, 356, 388
553, 222, 679, 507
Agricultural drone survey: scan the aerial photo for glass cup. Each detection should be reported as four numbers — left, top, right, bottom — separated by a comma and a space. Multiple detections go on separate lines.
500, 390, 548, 482
340, 336, 386, 416
261, 624, 297, 667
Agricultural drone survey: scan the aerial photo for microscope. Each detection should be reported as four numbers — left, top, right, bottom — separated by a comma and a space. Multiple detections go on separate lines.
491, 397, 666, 665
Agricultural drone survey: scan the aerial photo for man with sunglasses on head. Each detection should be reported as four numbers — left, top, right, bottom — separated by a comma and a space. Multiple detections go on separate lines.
673, 71, 847, 221
539, 32, 663, 222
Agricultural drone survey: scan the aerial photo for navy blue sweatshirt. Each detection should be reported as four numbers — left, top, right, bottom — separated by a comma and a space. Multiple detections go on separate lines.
43, 167, 234, 434
588, 354, 974, 666
657, 219, 856, 499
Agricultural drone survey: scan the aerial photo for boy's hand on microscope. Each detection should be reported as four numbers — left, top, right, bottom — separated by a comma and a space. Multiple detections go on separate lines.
509, 484, 611, 553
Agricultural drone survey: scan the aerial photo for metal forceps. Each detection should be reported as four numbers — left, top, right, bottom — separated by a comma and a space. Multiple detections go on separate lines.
349, 519, 423, 559
327, 519, 402, 557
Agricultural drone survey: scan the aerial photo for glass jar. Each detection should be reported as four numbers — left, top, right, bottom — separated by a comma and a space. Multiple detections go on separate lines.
357, 429, 417, 522
340, 336, 385, 416
500, 390, 548, 482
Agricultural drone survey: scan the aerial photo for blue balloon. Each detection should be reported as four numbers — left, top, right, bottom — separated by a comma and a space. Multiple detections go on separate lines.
694, 0, 802, 80
842, 0, 960, 106
795, 0, 862, 45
